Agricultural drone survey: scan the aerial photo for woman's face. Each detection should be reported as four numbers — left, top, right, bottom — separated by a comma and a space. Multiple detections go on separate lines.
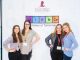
25, 22, 30, 29
14, 26, 19, 34
56, 25, 62, 33
63, 25, 69, 33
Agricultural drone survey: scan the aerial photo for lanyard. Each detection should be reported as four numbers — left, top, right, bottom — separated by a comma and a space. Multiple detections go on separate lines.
57, 35, 61, 46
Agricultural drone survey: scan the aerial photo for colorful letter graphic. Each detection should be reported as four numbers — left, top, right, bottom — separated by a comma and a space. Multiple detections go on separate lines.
46, 16, 52, 24
52, 16, 59, 23
33, 16, 40, 23
26, 16, 33, 23
40, 16, 46, 23
25, 16, 59, 24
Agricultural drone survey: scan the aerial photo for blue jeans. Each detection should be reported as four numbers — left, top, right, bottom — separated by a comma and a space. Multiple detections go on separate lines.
63, 54, 72, 60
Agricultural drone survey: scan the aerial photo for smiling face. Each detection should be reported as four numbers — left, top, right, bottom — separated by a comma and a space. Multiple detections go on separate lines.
55, 24, 62, 34
63, 25, 69, 33
56, 25, 62, 33
25, 22, 30, 30
14, 26, 20, 34
62, 23, 72, 34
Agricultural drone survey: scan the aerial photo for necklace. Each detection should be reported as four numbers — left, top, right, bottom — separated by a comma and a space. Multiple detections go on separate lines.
23, 30, 31, 42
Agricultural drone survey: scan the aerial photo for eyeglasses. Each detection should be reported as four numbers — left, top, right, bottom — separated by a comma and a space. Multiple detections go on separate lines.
25, 24, 30, 25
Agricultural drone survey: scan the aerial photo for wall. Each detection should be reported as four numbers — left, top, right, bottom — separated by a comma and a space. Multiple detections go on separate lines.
2, 0, 80, 60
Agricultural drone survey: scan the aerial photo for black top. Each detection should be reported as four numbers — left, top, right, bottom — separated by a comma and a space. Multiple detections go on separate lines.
53, 34, 62, 51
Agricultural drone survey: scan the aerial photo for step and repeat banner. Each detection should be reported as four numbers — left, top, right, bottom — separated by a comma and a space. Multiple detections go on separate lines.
2, 0, 80, 60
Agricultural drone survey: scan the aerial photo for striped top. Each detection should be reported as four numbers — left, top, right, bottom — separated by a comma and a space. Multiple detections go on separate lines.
3, 36, 21, 51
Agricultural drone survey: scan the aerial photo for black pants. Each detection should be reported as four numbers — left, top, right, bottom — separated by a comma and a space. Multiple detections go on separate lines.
50, 50, 63, 60
8, 50, 21, 60
63, 54, 72, 60
21, 51, 32, 60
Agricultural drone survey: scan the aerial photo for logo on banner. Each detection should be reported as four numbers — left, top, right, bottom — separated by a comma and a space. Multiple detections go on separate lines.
35, 1, 49, 12
40, 1, 45, 7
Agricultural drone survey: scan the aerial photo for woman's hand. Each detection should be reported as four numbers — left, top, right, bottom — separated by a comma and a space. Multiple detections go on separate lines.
50, 44, 53, 48
64, 48, 70, 51
7, 48, 16, 52
32, 33, 40, 45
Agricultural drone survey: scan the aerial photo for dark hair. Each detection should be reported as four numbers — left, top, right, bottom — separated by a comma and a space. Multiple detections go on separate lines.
22, 20, 32, 36
12, 25, 22, 43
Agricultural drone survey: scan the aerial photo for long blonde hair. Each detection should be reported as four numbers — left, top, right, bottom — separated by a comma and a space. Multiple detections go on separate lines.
63, 22, 72, 35
51, 24, 63, 36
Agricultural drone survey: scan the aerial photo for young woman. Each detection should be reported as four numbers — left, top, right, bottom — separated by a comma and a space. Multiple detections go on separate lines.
45, 24, 63, 60
62, 22, 78, 60
20, 20, 40, 60
3, 25, 22, 60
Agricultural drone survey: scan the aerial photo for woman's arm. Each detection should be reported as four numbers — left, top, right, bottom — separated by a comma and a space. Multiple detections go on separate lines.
3, 36, 12, 51
3, 36, 16, 52
45, 34, 52, 47
32, 33, 40, 44
64, 33, 78, 51
69, 33, 78, 51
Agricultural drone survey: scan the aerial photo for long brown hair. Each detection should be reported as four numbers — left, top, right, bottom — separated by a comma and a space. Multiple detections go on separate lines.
22, 20, 32, 36
12, 25, 22, 43
63, 22, 72, 35
51, 24, 63, 36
